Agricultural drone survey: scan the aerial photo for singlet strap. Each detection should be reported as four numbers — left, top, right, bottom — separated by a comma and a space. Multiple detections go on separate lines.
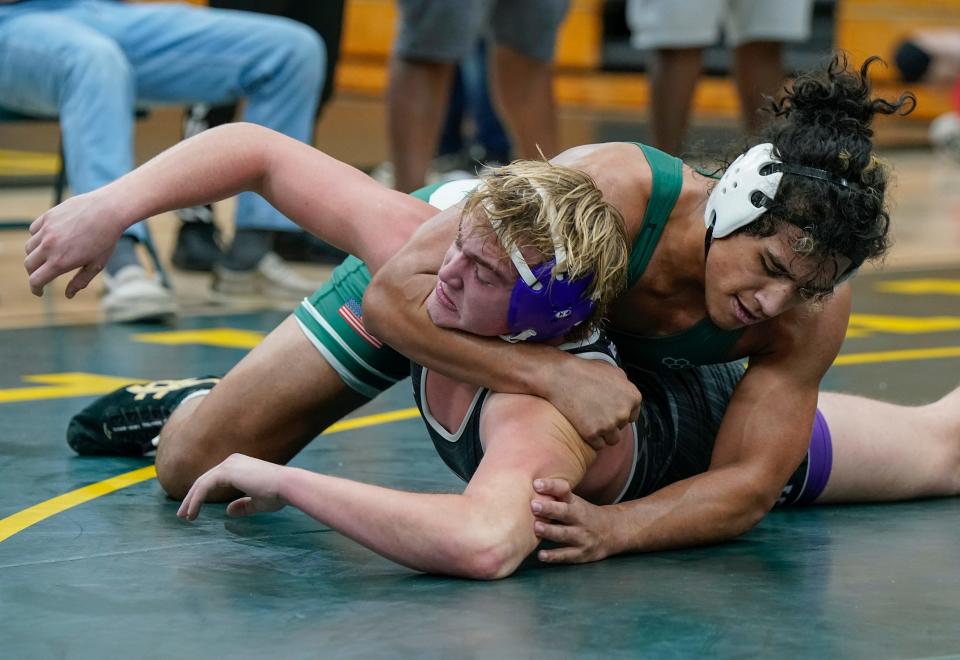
627, 144, 684, 287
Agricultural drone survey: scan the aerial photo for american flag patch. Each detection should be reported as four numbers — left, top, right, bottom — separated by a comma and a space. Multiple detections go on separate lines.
338, 298, 383, 348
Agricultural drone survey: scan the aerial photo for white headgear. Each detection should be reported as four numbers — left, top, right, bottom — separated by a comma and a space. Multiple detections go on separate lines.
702, 142, 863, 284
703, 143, 782, 239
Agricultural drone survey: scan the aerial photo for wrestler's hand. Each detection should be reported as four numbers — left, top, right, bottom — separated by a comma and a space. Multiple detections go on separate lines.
543, 355, 641, 450
531, 478, 616, 564
178, 454, 288, 521
24, 190, 127, 298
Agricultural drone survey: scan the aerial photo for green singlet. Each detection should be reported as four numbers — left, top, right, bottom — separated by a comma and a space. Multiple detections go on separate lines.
608, 144, 744, 370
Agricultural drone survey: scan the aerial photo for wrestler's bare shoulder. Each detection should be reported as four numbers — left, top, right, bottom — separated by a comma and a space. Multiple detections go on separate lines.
551, 142, 650, 176
552, 143, 652, 228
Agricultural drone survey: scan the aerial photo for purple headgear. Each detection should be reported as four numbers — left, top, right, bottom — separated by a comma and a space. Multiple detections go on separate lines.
505, 260, 595, 342
488, 189, 596, 343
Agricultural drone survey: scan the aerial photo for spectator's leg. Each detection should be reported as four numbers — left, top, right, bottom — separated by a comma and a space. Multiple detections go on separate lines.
649, 48, 703, 155
286, 0, 346, 114
462, 41, 511, 164
0, 9, 175, 321
172, 102, 235, 272
204, 0, 348, 265
388, 0, 483, 192
220, 12, 326, 294
207, 0, 345, 116
625, 0, 721, 154
732, 41, 784, 135
388, 58, 457, 192
0, 13, 137, 234
726, 0, 813, 135
488, 0, 568, 159
489, 46, 559, 159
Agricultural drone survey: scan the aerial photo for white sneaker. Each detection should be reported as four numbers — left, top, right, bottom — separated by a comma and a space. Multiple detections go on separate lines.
102, 265, 178, 323
369, 161, 395, 189
930, 112, 960, 162
212, 252, 322, 302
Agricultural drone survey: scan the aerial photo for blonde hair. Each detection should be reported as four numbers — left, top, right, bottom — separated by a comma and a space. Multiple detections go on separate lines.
461, 159, 628, 339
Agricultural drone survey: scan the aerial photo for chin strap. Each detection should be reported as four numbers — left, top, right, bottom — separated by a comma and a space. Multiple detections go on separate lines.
704, 219, 715, 261
499, 328, 538, 343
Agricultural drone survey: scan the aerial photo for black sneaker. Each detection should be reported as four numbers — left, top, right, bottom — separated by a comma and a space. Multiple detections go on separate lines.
67, 376, 220, 456
172, 209, 223, 272
273, 230, 348, 264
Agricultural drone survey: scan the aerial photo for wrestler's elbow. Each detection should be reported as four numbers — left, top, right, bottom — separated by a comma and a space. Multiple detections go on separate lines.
450, 544, 515, 581
727, 472, 780, 535
439, 513, 529, 580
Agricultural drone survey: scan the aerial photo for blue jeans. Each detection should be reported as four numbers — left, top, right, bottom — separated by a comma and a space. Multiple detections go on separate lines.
438, 41, 510, 162
0, 0, 324, 239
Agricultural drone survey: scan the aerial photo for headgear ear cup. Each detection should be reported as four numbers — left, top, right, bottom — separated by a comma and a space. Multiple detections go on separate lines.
703, 143, 783, 238
504, 261, 594, 342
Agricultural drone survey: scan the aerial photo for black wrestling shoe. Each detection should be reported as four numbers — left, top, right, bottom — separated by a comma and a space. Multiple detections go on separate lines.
67, 376, 220, 456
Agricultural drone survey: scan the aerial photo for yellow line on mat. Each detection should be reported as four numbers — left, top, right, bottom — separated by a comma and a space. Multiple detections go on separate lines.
833, 346, 960, 366
322, 407, 420, 433
0, 406, 421, 544
0, 466, 157, 543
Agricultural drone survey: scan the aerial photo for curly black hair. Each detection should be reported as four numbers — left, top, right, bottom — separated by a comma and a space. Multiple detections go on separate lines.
739, 54, 915, 277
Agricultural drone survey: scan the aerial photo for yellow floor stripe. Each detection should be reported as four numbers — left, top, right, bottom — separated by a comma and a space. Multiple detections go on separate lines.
833, 346, 960, 366
133, 329, 264, 350
0, 148, 60, 176
846, 313, 960, 338
0, 466, 157, 543
323, 407, 420, 433
0, 406, 421, 544
0, 373, 142, 404
876, 279, 960, 296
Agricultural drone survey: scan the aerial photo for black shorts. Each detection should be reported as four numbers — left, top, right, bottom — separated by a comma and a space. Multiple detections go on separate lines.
621, 362, 827, 507
394, 0, 570, 62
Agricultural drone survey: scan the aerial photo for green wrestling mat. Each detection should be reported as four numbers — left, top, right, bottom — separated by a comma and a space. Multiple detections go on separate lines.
1, 266, 959, 658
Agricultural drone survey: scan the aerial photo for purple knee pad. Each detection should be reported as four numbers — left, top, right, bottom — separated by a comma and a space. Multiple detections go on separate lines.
777, 408, 834, 507
796, 408, 834, 505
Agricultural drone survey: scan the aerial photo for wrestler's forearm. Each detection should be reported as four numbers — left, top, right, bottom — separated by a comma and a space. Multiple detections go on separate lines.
363, 270, 560, 399
604, 468, 773, 555
99, 123, 432, 265
98, 123, 275, 231
279, 467, 526, 578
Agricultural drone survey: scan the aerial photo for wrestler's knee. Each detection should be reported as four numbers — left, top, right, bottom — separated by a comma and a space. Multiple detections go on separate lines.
154, 407, 229, 501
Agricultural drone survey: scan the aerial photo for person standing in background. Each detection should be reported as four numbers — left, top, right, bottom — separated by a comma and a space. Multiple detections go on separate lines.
387, 0, 569, 193
627, 0, 814, 155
